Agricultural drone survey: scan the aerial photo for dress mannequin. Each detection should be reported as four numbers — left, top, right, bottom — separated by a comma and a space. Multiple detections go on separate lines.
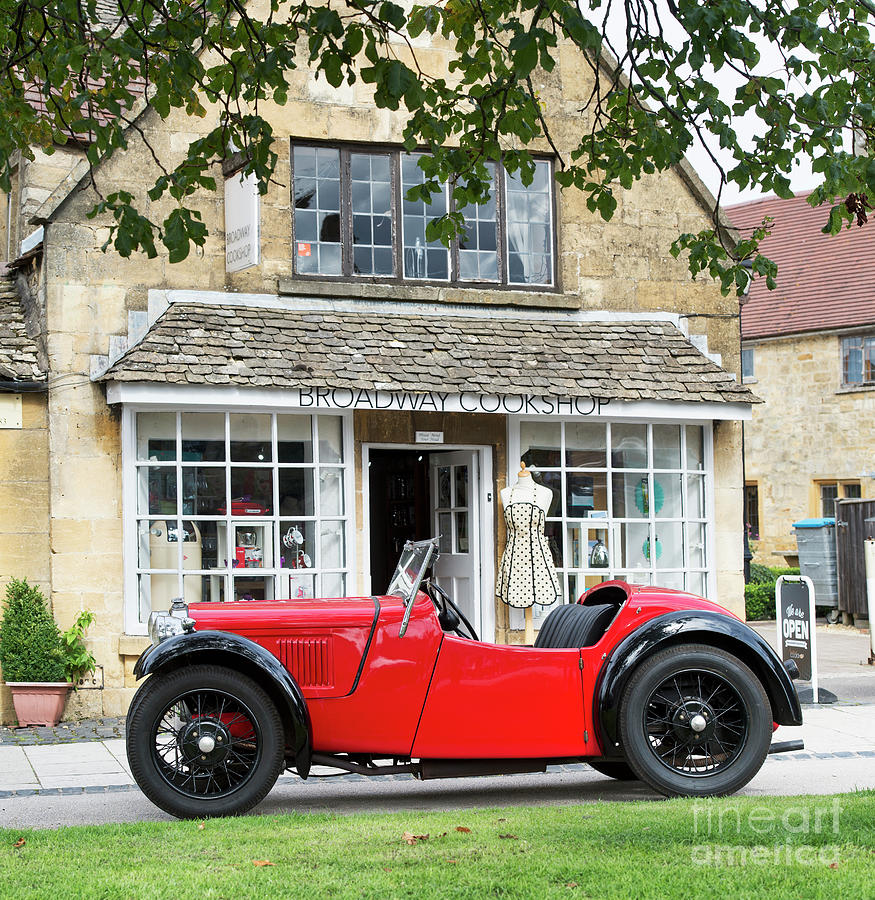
496, 462, 561, 644
499, 463, 553, 513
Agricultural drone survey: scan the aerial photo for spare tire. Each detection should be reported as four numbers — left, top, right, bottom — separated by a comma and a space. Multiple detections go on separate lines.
534, 603, 617, 649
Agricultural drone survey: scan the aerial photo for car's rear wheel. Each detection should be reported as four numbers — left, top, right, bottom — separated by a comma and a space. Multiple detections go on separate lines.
126, 664, 284, 819
587, 759, 638, 781
619, 644, 771, 797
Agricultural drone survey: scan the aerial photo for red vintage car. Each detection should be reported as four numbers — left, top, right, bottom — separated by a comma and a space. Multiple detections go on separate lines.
126, 539, 803, 819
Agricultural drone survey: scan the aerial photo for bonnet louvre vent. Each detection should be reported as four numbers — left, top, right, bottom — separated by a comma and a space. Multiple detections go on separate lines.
278, 637, 334, 688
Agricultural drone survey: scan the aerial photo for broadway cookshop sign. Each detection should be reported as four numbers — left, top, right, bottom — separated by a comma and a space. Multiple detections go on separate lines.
293, 387, 614, 415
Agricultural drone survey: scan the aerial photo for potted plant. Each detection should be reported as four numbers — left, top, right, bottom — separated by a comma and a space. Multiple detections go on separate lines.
0, 579, 96, 727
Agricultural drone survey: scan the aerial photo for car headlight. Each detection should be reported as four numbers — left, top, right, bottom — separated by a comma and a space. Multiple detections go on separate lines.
148, 598, 196, 644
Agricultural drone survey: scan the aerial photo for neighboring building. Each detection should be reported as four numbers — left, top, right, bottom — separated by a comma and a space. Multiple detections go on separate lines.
0, 32, 756, 721
0, 271, 50, 722
730, 192, 875, 564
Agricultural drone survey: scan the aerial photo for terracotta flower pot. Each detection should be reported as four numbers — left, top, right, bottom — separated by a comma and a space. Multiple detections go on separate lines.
7, 682, 71, 727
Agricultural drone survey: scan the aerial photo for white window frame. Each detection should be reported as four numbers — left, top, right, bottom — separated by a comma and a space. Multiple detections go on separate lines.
122, 403, 355, 635
506, 417, 716, 622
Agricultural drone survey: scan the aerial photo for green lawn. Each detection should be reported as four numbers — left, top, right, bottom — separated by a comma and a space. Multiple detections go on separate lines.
1, 793, 873, 899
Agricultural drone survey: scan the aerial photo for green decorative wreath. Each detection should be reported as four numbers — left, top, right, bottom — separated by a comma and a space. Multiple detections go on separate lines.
642, 535, 663, 562
634, 478, 664, 516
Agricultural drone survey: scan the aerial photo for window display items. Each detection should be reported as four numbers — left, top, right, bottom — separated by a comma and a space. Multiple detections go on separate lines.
283, 526, 312, 569
148, 520, 202, 607
497, 462, 561, 642
589, 537, 609, 568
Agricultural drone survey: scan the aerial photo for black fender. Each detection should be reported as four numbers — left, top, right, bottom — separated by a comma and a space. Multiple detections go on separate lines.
133, 631, 311, 777
593, 611, 803, 758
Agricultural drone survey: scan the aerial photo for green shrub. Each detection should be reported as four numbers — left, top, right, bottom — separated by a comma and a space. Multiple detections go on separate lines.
744, 566, 801, 620
0, 579, 65, 682
745, 583, 776, 621
748, 563, 774, 585
748, 563, 775, 584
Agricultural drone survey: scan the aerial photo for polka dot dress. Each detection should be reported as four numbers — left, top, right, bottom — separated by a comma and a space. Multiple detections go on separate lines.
496, 500, 561, 608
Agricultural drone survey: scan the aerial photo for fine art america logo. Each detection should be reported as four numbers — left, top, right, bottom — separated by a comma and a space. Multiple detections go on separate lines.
691, 800, 842, 867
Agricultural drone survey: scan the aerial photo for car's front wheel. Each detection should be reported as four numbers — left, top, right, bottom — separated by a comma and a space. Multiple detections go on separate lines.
126, 664, 284, 819
619, 644, 771, 797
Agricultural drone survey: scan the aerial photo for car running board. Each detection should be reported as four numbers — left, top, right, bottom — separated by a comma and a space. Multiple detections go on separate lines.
768, 739, 805, 755
308, 753, 568, 780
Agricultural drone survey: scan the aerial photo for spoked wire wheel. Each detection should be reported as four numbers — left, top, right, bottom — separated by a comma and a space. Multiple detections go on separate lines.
127, 665, 284, 819
619, 644, 772, 797
153, 687, 261, 799
643, 669, 747, 776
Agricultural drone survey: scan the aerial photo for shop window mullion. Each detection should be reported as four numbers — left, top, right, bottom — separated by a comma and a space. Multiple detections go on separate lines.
646, 425, 655, 581
391, 152, 402, 279
340, 149, 353, 277
497, 164, 507, 284
271, 414, 281, 596
175, 412, 183, 599
223, 412, 232, 600
605, 421, 614, 580
313, 415, 322, 590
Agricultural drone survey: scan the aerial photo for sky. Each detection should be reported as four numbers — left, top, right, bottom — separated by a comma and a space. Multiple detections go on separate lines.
597, 0, 837, 209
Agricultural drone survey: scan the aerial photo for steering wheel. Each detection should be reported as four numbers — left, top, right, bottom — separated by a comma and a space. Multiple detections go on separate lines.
424, 579, 479, 642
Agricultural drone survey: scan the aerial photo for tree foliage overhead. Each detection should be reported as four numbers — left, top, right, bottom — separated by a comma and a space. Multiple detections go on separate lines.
1, 0, 873, 289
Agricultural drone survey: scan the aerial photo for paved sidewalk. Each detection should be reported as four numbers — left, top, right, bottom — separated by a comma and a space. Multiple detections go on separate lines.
0, 703, 872, 799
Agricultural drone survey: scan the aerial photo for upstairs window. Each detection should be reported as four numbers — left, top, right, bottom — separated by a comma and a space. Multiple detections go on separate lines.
842, 334, 875, 385
291, 144, 554, 287
741, 347, 755, 380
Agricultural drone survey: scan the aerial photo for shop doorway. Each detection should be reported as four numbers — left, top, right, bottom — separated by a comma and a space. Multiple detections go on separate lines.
366, 446, 489, 637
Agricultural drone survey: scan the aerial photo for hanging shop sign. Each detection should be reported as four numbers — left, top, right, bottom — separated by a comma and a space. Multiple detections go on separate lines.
295, 386, 614, 416
776, 574, 818, 699
224, 171, 260, 273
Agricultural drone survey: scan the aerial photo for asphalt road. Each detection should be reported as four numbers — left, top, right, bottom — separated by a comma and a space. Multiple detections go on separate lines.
2, 753, 874, 830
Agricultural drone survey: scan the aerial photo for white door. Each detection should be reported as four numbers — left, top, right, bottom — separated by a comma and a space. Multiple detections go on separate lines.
430, 451, 481, 634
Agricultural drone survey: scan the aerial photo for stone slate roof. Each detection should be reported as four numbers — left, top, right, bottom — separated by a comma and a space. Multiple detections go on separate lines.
0, 275, 45, 384
101, 302, 757, 404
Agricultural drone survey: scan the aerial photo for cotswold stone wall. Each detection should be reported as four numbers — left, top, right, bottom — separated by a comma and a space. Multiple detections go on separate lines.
4, 30, 748, 719
744, 332, 875, 563
0, 392, 50, 722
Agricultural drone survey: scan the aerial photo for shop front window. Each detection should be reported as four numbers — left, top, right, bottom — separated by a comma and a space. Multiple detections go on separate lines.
515, 420, 710, 621
131, 411, 350, 627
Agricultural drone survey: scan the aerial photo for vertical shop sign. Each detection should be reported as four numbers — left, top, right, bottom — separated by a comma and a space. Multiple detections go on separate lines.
0, 393, 22, 428
225, 171, 261, 272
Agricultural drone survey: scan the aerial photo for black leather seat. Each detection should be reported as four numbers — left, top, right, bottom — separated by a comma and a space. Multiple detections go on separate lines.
534, 603, 617, 648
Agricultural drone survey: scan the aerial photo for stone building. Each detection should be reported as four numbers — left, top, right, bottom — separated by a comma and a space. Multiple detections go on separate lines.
0, 31, 756, 721
730, 193, 875, 563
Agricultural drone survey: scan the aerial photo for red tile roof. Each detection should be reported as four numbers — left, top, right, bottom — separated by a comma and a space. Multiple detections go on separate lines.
728, 192, 875, 340
23, 78, 145, 138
